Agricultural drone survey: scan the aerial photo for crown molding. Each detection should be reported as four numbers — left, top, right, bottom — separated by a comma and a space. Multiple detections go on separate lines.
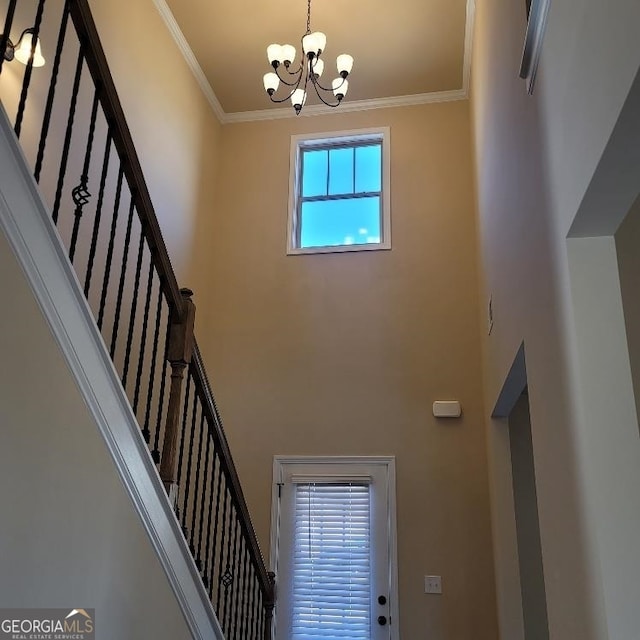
223, 88, 468, 123
155, 0, 475, 125
152, 0, 226, 122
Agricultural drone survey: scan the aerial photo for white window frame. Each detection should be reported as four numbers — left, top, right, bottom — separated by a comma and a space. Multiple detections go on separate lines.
287, 128, 392, 255
270, 455, 399, 640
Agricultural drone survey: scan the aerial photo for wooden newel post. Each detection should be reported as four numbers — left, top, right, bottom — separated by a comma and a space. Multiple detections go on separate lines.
160, 287, 196, 507
264, 571, 276, 640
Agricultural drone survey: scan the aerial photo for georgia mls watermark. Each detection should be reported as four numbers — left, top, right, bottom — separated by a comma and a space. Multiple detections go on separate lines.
0, 609, 94, 640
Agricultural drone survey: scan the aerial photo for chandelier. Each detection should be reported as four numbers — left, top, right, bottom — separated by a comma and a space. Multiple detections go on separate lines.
262, 0, 354, 115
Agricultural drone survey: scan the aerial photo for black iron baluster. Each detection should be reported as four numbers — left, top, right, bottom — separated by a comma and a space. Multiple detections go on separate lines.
230, 530, 242, 640
84, 131, 112, 296
69, 90, 100, 263
252, 569, 260, 640
52, 46, 84, 224
196, 421, 212, 575
216, 488, 230, 613
110, 198, 134, 357
14, 0, 46, 138
209, 466, 226, 601
97, 166, 124, 329
0, 0, 17, 75
204, 452, 220, 594
239, 545, 251, 640
255, 582, 263, 640
132, 260, 154, 418
236, 533, 249, 640
142, 287, 164, 443
248, 576, 257, 640
34, 0, 70, 183
246, 564, 256, 640
248, 553, 258, 640
232, 538, 247, 640
121, 231, 144, 387
175, 373, 192, 524
181, 387, 200, 541
224, 514, 240, 635
151, 318, 171, 463
189, 410, 206, 559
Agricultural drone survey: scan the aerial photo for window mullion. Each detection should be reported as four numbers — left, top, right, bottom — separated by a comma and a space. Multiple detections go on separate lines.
352, 147, 356, 195
300, 191, 382, 204
325, 148, 330, 197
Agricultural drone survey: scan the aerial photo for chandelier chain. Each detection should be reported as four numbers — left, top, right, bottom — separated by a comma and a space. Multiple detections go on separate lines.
306, 0, 311, 34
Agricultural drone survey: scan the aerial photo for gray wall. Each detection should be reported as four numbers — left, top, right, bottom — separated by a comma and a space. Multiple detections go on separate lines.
471, 0, 640, 637
616, 193, 640, 429
509, 392, 549, 640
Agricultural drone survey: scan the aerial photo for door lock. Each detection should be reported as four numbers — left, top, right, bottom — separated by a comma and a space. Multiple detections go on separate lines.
377, 616, 387, 626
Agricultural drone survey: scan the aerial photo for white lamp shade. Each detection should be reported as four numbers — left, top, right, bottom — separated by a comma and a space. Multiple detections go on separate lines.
267, 43, 283, 65
14, 34, 45, 67
281, 44, 296, 65
337, 54, 354, 75
302, 33, 317, 55
312, 57, 324, 77
332, 78, 349, 97
312, 31, 327, 53
263, 72, 280, 93
291, 88, 307, 108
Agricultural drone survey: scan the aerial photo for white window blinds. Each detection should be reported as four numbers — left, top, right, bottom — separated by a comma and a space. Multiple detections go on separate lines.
291, 483, 371, 640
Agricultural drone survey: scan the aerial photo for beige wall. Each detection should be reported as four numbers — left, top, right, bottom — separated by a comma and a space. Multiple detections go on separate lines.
471, 0, 640, 638
192, 102, 498, 640
88, 0, 222, 292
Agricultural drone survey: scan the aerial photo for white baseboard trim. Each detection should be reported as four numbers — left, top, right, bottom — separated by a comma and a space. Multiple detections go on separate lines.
0, 107, 224, 640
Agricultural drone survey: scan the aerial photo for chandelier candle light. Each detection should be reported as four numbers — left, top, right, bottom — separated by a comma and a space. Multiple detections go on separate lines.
263, 0, 354, 114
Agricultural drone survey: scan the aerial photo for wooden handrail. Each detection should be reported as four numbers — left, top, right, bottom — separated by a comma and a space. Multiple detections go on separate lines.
191, 341, 275, 604
67, 0, 185, 322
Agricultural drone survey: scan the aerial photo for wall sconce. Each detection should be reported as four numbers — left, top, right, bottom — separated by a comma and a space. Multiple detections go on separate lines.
3, 29, 45, 67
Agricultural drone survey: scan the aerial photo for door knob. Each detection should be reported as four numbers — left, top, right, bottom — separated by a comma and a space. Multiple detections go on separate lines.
377, 616, 387, 626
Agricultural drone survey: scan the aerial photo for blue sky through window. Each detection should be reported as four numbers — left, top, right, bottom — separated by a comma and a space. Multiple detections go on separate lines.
299, 142, 382, 249
300, 198, 381, 248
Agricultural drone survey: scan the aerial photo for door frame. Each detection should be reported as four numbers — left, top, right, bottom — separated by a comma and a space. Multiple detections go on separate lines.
270, 455, 400, 640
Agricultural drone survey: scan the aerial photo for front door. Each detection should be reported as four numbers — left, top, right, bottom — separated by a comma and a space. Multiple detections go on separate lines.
272, 458, 396, 640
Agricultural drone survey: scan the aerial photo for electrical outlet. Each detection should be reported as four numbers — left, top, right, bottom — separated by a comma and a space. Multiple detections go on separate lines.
424, 575, 442, 594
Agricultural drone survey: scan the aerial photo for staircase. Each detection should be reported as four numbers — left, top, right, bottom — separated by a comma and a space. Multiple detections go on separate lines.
0, 1, 274, 638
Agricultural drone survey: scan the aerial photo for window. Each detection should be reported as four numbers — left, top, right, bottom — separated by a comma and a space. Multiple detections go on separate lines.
271, 457, 398, 640
287, 129, 391, 255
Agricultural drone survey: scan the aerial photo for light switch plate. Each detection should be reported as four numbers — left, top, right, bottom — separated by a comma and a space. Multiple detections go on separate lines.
424, 575, 442, 594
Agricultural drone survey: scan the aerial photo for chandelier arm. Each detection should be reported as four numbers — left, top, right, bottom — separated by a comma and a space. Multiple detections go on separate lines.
311, 74, 344, 93
282, 63, 304, 77
269, 70, 304, 104
275, 63, 304, 87
310, 81, 342, 108
269, 88, 301, 104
